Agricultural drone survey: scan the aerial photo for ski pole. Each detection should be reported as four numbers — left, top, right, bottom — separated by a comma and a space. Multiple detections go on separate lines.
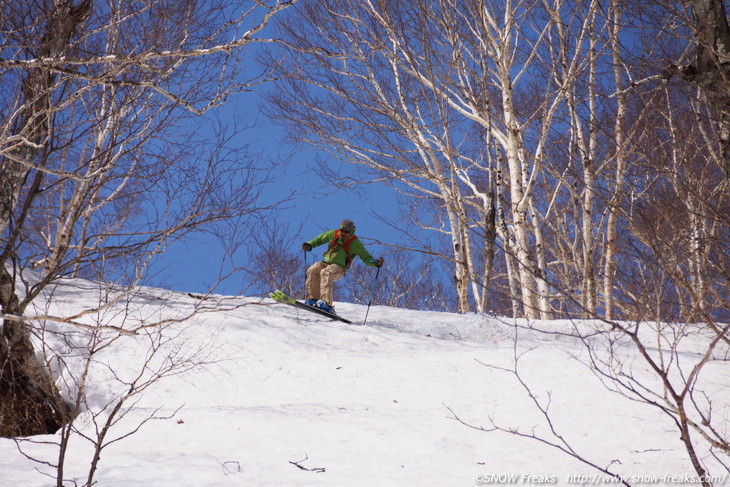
363, 263, 381, 326
303, 249, 308, 300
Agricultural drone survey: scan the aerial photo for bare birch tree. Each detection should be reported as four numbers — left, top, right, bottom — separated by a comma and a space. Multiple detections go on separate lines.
266, 0, 609, 318
0, 0, 297, 437
266, 0, 728, 324
448, 2, 730, 481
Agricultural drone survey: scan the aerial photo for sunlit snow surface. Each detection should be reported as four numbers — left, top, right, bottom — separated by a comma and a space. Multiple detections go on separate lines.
1, 278, 728, 486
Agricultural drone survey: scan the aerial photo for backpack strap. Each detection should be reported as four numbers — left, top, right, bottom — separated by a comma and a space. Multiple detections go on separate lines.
325, 230, 359, 268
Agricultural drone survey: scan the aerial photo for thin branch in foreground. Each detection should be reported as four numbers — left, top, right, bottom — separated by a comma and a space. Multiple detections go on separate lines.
443, 404, 631, 487
289, 453, 326, 473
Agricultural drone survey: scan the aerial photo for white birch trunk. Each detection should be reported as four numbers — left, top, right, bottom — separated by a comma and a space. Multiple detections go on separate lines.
603, 0, 628, 320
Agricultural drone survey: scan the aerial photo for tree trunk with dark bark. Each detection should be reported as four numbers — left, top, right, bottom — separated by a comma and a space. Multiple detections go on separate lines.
0, 0, 90, 438
687, 0, 730, 181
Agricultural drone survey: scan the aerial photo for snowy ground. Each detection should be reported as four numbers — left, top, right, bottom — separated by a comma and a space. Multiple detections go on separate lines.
1, 279, 729, 486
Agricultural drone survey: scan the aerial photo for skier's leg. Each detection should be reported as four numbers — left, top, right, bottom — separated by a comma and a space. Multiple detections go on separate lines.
306, 261, 327, 301
319, 264, 345, 305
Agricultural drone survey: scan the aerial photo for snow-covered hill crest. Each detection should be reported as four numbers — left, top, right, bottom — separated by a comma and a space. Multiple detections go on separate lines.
1, 278, 728, 486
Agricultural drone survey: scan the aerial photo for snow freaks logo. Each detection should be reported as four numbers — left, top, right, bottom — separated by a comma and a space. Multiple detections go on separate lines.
474, 472, 730, 485
475, 473, 557, 484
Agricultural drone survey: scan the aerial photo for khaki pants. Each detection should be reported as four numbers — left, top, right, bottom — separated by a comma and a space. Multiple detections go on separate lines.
305, 261, 345, 305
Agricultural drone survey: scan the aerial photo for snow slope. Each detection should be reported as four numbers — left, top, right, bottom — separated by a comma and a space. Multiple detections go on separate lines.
1, 279, 728, 486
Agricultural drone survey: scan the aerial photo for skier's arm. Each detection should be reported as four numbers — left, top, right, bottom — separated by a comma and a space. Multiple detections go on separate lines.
352, 239, 381, 267
305, 230, 335, 250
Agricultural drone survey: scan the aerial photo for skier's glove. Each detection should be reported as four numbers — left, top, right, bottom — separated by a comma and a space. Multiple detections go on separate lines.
302, 242, 312, 251
373, 258, 384, 268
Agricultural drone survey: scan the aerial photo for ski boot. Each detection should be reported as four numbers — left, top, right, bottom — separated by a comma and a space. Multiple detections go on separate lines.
316, 300, 335, 313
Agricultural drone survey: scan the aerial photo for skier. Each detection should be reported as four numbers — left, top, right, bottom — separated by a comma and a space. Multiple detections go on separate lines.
302, 219, 383, 313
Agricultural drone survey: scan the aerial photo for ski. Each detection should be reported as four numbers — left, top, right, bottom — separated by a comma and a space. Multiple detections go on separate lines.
269, 289, 353, 324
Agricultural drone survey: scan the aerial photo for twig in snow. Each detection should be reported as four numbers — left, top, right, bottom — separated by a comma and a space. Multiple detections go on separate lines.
289, 453, 326, 473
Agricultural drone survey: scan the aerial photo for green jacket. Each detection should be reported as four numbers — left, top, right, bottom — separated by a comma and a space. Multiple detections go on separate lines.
307, 230, 377, 270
